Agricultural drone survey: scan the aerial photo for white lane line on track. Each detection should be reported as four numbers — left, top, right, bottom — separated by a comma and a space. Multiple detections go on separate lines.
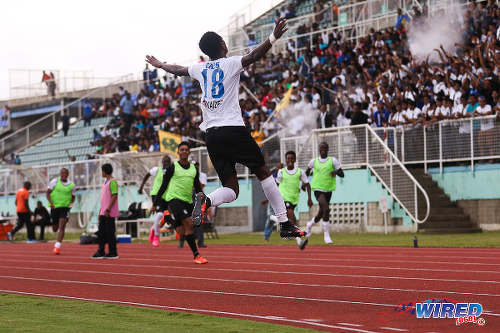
379, 327, 408, 332
4, 251, 500, 267
0, 289, 381, 333
0, 275, 396, 308
3, 265, 500, 298
3, 256, 500, 276
3, 258, 500, 285
338, 323, 364, 327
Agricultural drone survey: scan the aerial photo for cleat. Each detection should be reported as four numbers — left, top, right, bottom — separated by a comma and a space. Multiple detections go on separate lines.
324, 237, 333, 244
91, 251, 105, 259
280, 222, 306, 239
152, 236, 160, 247
194, 255, 208, 264
7, 232, 13, 241
104, 254, 119, 259
192, 192, 208, 227
148, 226, 155, 244
299, 238, 308, 250
53, 247, 60, 255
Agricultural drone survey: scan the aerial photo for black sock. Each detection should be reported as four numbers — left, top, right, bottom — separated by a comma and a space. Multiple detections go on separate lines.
185, 234, 199, 258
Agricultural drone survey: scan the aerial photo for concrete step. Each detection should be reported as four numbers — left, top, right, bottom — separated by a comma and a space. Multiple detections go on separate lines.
428, 207, 465, 215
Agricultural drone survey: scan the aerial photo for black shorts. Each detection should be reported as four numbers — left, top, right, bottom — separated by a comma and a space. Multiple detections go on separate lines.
314, 191, 333, 204
168, 199, 194, 228
284, 201, 297, 210
206, 126, 265, 183
51, 207, 70, 224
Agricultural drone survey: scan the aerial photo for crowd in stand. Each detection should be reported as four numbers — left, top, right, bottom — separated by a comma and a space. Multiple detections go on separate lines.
82, 0, 498, 157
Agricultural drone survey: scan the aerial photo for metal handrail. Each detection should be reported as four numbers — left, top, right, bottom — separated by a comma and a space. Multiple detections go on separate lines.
365, 125, 430, 224
312, 125, 430, 224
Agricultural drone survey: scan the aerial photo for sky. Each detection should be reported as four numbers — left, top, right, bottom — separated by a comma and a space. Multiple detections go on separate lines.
0, 0, 269, 100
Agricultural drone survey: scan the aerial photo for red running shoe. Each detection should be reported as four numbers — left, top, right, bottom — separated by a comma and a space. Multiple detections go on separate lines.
194, 256, 208, 264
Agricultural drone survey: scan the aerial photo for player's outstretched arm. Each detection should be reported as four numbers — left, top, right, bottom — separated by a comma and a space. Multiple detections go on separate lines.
241, 17, 288, 68
145, 55, 189, 77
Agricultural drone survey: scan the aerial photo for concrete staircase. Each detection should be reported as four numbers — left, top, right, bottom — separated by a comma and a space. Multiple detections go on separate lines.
411, 168, 481, 234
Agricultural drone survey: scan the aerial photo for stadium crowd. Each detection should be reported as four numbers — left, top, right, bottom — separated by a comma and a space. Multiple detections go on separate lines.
83, 0, 498, 156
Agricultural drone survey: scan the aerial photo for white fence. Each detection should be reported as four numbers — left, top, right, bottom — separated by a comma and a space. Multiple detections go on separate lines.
281, 126, 430, 224
393, 115, 500, 173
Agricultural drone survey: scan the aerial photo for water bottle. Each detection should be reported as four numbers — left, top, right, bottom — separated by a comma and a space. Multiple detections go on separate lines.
413, 236, 418, 248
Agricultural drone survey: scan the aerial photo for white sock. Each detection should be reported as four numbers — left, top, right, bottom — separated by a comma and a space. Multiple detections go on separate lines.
260, 176, 287, 223
322, 221, 332, 243
321, 220, 330, 232
306, 219, 315, 237
296, 237, 301, 245
154, 212, 163, 236
207, 187, 237, 207
55, 242, 61, 248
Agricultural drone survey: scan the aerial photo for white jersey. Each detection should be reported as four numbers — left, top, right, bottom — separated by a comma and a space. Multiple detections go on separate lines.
188, 56, 245, 131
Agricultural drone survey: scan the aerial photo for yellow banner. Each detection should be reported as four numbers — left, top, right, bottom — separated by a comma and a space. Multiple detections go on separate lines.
158, 130, 181, 155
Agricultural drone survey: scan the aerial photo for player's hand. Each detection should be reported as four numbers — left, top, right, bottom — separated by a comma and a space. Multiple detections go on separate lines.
273, 17, 288, 39
49, 203, 55, 209
104, 209, 110, 217
275, 162, 284, 170
261, 199, 269, 206
145, 55, 164, 69
307, 199, 313, 208
138, 188, 143, 195
330, 170, 337, 177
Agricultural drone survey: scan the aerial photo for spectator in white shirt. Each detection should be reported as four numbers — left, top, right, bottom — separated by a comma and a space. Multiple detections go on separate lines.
474, 96, 494, 158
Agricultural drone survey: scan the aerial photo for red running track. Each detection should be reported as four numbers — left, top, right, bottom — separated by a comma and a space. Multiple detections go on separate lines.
0, 242, 499, 332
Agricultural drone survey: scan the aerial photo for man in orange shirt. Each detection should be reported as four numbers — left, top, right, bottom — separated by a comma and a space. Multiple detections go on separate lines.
8, 182, 35, 242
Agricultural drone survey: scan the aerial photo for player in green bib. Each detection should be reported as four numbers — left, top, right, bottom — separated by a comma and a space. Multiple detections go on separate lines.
46, 168, 75, 255
276, 151, 313, 250
155, 142, 207, 264
138, 155, 172, 247
305, 142, 344, 244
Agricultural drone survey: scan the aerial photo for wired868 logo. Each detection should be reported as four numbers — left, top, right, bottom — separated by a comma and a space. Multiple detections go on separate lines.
416, 301, 486, 326
377, 298, 486, 327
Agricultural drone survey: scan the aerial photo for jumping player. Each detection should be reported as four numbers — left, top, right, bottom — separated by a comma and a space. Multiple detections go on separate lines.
276, 151, 313, 250
145, 18, 305, 239
47, 168, 75, 254
138, 155, 172, 247
155, 142, 207, 264
305, 142, 344, 244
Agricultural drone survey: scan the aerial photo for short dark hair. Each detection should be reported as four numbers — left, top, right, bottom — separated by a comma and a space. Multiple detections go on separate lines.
178, 141, 190, 150
102, 163, 113, 175
199, 32, 223, 59
24, 181, 31, 189
285, 151, 296, 158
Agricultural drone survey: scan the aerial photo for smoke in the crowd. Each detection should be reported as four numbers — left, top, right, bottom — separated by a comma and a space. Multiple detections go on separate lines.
408, 6, 465, 63
279, 102, 317, 137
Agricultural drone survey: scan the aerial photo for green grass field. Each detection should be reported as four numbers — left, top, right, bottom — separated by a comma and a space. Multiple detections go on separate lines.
8, 230, 500, 247
0, 294, 317, 333
154, 231, 500, 248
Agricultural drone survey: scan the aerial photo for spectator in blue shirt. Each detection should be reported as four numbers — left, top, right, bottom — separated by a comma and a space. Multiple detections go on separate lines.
120, 92, 134, 122
373, 102, 391, 127
83, 100, 93, 127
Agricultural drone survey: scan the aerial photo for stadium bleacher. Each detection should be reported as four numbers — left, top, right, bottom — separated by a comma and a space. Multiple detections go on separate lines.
18, 117, 108, 165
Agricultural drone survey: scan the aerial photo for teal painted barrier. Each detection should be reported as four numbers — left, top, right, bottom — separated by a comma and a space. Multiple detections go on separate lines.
429, 164, 500, 201
0, 173, 412, 225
